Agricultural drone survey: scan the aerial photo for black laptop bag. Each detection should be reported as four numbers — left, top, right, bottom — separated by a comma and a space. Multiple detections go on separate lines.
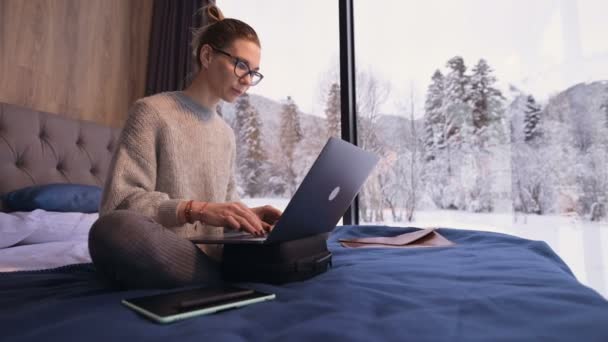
221, 233, 332, 284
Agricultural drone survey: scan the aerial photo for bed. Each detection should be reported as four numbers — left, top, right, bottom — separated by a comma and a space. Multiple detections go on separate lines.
1, 102, 608, 341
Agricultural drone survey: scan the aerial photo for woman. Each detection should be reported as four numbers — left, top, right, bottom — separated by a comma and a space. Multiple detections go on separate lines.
89, 5, 281, 289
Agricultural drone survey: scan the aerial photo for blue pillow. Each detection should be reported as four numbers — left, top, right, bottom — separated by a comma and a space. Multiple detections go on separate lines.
2, 184, 102, 213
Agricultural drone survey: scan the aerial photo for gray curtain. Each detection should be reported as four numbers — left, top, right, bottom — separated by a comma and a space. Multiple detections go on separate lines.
145, 0, 211, 95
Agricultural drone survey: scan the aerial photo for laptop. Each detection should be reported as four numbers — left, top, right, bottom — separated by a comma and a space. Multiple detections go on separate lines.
189, 137, 379, 245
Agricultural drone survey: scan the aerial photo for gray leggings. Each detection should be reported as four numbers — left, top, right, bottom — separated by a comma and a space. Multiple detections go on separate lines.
88, 210, 221, 289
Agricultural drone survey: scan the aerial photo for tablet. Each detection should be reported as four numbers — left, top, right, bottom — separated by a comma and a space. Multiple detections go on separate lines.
122, 285, 275, 324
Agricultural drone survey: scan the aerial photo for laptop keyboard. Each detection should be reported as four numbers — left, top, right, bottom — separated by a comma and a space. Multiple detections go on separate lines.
222, 231, 255, 238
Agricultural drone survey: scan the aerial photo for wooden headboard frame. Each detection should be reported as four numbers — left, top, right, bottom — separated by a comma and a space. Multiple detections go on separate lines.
0, 102, 121, 204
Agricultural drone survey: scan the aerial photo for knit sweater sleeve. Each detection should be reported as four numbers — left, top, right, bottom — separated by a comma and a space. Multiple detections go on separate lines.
100, 100, 182, 227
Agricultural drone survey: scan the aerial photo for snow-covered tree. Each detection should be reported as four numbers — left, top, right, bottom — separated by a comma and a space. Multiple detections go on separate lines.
422, 70, 445, 161
570, 106, 595, 154
279, 96, 303, 195
404, 87, 421, 221
512, 147, 551, 214
356, 71, 388, 153
293, 116, 327, 192
510, 96, 561, 216
422, 57, 506, 212
441, 56, 472, 149
423, 64, 462, 209
234, 94, 268, 197
421, 57, 473, 210
469, 59, 506, 148
460, 59, 507, 211
574, 146, 608, 220
324, 82, 341, 138
355, 71, 390, 222
523, 95, 542, 144
431, 56, 473, 187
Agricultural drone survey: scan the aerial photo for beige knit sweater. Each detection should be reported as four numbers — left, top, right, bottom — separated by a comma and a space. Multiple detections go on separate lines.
100, 91, 239, 241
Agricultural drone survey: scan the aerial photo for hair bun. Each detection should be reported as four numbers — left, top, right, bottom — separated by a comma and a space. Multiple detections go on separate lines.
206, 4, 225, 24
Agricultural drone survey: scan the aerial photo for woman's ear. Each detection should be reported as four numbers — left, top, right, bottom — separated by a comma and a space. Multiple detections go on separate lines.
199, 44, 212, 70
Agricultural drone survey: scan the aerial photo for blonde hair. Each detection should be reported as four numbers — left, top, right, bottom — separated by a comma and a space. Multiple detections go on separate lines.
191, 4, 260, 73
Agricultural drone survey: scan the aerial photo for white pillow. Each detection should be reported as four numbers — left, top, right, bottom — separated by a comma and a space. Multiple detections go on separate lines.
0, 209, 98, 248
0, 211, 38, 248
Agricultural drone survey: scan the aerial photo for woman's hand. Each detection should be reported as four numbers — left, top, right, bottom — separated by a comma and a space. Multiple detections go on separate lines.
251, 205, 282, 232
197, 201, 267, 236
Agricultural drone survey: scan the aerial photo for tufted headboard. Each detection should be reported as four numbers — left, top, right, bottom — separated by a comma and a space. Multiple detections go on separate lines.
0, 102, 121, 199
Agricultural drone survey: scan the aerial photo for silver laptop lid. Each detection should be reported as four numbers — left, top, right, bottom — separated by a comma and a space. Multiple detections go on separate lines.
264, 137, 379, 243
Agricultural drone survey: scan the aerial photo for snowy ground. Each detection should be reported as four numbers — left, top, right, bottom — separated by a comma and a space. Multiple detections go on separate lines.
243, 197, 608, 299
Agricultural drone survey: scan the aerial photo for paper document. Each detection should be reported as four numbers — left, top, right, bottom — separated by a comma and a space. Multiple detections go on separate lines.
339, 228, 455, 248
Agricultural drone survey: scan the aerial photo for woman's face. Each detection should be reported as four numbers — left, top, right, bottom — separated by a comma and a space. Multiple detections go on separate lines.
206, 38, 261, 103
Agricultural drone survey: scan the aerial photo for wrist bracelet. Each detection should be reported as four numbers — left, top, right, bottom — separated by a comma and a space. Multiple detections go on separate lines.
184, 200, 194, 224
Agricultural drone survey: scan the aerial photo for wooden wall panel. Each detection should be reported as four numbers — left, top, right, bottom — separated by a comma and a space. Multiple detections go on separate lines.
0, 0, 153, 127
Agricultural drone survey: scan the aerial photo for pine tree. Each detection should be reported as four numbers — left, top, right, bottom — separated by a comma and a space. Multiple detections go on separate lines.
279, 96, 303, 195
469, 59, 506, 147
523, 95, 542, 143
431, 56, 472, 180
234, 94, 267, 197
422, 114, 435, 161
324, 82, 341, 138
470, 60, 504, 129
441, 56, 472, 148
422, 70, 445, 160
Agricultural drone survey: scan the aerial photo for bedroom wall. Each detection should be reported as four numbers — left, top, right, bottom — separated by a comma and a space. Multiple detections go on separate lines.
0, 0, 153, 128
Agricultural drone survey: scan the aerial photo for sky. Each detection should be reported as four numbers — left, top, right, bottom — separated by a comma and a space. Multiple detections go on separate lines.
221, 0, 608, 117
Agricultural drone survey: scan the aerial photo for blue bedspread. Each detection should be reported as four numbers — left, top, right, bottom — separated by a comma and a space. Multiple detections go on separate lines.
2, 225, 608, 341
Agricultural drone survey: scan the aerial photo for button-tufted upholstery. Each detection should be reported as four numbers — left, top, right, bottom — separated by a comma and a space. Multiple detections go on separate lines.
0, 102, 121, 203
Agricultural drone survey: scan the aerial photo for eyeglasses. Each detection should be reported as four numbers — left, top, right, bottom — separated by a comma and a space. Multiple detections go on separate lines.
211, 46, 264, 86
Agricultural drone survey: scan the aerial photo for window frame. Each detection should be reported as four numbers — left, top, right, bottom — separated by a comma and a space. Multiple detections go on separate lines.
339, 0, 359, 225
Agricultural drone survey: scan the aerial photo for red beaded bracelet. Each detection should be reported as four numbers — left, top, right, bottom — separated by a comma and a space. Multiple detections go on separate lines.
184, 200, 194, 224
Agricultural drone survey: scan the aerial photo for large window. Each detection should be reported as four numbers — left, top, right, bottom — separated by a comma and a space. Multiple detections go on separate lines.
220, 1, 340, 214
219, 0, 607, 298
354, 0, 608, 297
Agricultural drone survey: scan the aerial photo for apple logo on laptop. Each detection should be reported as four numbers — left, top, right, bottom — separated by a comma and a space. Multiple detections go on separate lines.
328, 186, 340, 201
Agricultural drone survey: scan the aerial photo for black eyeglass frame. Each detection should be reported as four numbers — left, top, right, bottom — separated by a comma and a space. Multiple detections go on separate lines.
210, 46, 264, 86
